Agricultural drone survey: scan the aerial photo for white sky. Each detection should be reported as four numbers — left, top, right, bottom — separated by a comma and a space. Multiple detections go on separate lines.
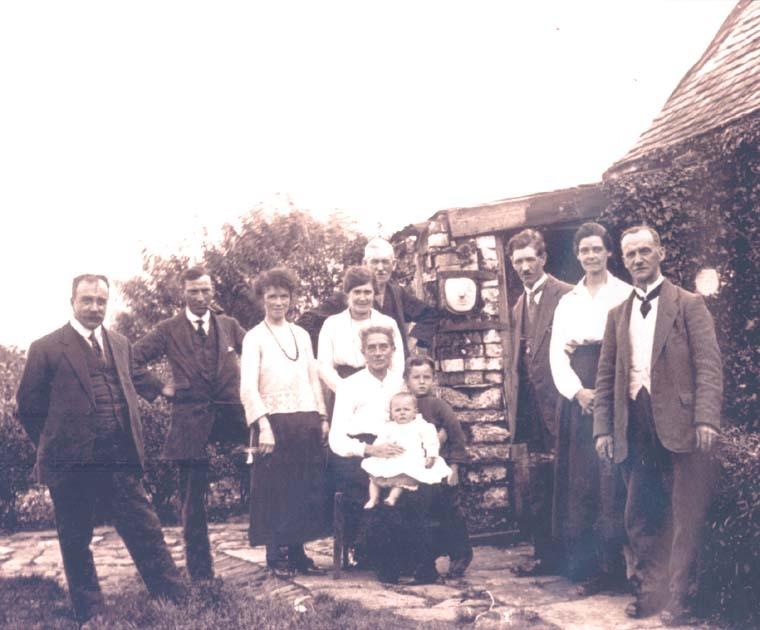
0, 0, 736, 348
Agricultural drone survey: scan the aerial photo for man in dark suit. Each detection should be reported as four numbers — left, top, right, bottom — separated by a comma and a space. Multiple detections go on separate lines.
507, 228, 572, 575
16, 274, 186, 625
594, 225, 722, 625
363, 237, 439, 357
133, 267, 246, 582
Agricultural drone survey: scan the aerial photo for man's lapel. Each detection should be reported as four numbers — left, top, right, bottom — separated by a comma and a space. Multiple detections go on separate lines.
618, 292, 634, 373
650, 279, 678, 370
511, 294, 524, 370
105, 329, 130, 390
212, 314, 230, 380
61, 324, 94, 404
171, 313, 206, 377
531, 276, 557, 358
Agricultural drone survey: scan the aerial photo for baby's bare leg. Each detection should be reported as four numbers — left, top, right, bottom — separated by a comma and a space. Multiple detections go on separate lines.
364, 478, 381, 509
384, 486, 404, 506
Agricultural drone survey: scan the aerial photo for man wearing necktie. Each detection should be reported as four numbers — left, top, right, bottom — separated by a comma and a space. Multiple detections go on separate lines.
133, 267, 247, 582
507, 229, 572, 575
15, 274, 186, 624
363, 237, 441, 358
593, 226, 722, 625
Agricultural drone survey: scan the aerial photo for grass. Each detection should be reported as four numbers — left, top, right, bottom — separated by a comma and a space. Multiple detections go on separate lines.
0, 575, 460, 629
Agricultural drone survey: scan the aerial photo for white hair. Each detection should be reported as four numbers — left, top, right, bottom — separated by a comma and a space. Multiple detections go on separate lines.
363, 237, 395, 260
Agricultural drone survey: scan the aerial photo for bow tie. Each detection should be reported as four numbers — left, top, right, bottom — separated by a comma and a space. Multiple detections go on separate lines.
633, 284, 663, 318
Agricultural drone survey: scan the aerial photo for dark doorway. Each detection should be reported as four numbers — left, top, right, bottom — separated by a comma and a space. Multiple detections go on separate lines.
502, 220, 628, 307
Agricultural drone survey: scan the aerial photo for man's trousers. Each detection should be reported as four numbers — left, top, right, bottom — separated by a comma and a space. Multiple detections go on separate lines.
49, 468, 185, 623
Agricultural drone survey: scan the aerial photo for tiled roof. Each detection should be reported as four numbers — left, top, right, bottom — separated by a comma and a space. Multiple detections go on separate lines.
608, 0, 760, 174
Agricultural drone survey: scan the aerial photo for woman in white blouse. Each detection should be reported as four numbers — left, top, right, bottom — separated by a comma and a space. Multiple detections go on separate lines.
317, 265, 404, 395
240, 268, 327, 576
549, 222, 632, 595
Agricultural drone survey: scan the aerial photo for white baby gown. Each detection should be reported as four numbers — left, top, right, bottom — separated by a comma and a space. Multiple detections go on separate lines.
361, 414, 452, 485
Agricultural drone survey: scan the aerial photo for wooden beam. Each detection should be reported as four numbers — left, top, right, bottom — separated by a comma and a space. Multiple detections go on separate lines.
494, 232, 513, 432
448, 184, 606, 238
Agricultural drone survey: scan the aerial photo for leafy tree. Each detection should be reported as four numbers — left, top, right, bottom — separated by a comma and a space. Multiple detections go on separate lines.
115, 209, 367, 337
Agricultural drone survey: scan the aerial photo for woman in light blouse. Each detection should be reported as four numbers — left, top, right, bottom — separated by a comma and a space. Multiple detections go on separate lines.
318, 265, 404, 395
549, 222, 632, 594
240, 268, 327, 575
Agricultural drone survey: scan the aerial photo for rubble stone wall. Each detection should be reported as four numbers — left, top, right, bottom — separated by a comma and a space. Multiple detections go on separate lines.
392, 217, 514, 534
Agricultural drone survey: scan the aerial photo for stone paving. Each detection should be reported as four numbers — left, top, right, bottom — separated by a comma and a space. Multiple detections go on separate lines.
0, 519, 715, 629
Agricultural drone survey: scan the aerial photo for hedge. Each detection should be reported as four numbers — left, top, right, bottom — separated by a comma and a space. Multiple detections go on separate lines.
600, 111, 760, 431
0, 347, 246, 530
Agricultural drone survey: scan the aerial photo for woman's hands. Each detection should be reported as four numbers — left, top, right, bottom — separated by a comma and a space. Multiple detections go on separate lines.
257, 417, 275, 455
575, 388, 595, 415
365, 443, 405, 458
320, 417, 329, 447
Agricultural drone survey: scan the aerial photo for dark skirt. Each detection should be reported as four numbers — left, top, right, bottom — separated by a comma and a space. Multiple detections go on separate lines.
249, 411, 326, 547
551, 344, 626, 577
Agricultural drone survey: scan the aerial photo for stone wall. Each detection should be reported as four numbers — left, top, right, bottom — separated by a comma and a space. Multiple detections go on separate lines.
392, 216, 514, 534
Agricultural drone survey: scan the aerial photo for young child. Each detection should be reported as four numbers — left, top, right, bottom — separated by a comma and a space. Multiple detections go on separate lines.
405, 355, 473, 578
361, 392, 452, 508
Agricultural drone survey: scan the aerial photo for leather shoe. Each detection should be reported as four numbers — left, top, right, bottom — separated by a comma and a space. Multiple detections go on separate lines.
510, 559, 557, 577
624, 593, 664, 619
660, 602, 696, 626
575, 576, 604, 597
448, 548, 473, 578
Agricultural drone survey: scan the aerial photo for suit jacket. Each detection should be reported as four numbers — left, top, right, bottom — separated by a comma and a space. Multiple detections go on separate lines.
15, 324, 151, 487
507, 274, 573, 443
133, 312, 246, 460
376, 281, 439, 357
593, 279, 722, 464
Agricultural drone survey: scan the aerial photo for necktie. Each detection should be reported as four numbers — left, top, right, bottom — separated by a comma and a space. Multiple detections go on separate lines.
526, 286, 543, 326
89, 331, 103, 358
195, 319, 207, 341
634, 283, 663, 318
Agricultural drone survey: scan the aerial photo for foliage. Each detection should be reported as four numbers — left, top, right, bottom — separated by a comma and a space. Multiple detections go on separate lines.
0, 345, 35, 529
115, 209, 367, 337
0, 575, 456, 629
601, 111, 760, 430
697, 425, 760, 627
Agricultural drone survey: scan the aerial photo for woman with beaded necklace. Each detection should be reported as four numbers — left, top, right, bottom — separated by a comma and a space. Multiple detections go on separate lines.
241, 267, 328, 576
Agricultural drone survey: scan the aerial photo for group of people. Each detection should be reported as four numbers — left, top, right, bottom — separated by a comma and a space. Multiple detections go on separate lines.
15, 223, 721, 628
506, 223, 721, 627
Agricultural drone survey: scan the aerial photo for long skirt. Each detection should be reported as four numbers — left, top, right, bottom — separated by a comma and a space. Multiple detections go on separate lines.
249, 411, 326, 547
551, 344, 626, 580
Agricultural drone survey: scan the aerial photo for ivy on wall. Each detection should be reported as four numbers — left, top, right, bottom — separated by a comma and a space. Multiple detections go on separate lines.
600, 112, 760, 430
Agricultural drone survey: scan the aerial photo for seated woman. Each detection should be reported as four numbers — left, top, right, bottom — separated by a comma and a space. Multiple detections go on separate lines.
362, 392, 451, 509
330, 326, 437, 583
240, 268, 328, 576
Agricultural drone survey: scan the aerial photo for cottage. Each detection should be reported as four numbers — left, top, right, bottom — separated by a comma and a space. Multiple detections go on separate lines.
391, 0, 759, 535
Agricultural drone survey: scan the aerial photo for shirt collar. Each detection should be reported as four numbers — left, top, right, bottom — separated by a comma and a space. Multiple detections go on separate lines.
186, 307, 210, 326
525, 274, 548, 296
573, 272, 622, 295
633, 274, 665, 299
69, 317, 103, 343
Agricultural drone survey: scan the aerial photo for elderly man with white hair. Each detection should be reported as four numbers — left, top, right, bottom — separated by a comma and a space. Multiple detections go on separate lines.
363, 237, 440, 358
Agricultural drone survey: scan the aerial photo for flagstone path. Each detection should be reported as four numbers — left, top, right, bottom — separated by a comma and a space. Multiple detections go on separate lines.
0, 519, 713, 629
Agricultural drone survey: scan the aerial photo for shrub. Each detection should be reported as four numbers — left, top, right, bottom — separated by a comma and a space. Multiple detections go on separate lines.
0, 346, 35, 530
696, 425, 760, 627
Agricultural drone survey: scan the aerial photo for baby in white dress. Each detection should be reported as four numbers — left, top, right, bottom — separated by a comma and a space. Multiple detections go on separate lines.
362, 392, 452, 508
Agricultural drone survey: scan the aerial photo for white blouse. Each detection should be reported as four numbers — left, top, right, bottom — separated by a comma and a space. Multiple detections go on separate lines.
317, 308, 404, 392
329, 368, 404, 458
240, 321, 326, 425
550, 273, 633, 400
